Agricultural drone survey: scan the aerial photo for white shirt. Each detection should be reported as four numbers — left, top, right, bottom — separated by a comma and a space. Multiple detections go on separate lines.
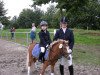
31, 27, 36, 32
62, 28, 66, 33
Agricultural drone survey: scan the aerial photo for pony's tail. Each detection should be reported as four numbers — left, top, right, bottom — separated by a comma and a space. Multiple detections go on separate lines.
26, 51, 29, 68
26, 45, 30, 68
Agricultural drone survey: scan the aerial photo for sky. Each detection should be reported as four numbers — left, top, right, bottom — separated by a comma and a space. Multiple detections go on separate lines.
2, 0, 53, 18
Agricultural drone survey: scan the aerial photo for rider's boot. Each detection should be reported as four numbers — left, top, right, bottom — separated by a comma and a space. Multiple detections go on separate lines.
59, 64, 64, 75
39, 52, 43, 62
68, 65, 74, 75
39, 52, 45, 63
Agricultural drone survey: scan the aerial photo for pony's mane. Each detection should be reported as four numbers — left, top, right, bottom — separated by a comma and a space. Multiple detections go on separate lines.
50, 39, 68, 48
49, 39, 69, 61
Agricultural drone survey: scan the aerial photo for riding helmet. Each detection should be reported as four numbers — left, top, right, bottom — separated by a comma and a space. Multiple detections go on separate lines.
60, 16, 68, 24
40, 21, 48, 26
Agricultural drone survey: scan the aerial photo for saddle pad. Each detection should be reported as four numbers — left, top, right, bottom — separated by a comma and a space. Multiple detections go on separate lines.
32, 44, 49, 60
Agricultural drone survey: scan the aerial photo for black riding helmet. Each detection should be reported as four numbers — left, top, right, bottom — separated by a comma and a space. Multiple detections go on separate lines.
60, 17, 68, 24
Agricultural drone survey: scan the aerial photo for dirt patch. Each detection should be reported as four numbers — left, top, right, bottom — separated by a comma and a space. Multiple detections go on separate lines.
0, 39, 100, 75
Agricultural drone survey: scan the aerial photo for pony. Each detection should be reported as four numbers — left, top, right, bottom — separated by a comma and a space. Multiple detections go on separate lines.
27, 39, 69, 75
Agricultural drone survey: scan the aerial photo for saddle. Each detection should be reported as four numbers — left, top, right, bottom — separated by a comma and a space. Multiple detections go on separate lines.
32, 44, 49, 60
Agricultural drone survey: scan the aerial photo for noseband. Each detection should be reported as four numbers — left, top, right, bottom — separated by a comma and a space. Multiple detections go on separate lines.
60, 40, 69, 58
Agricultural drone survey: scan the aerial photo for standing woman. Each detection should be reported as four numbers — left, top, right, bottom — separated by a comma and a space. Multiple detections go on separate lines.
53, 17, 74, 75
10, 27, 15, 39
30, 23, 36, 43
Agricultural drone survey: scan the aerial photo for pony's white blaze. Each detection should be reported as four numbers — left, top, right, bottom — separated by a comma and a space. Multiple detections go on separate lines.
59, 44, 63, 49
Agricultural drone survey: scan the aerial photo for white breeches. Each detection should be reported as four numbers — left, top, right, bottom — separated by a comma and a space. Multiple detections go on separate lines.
67, 54, 73, 66
40, 47, 45, 53
60, 54, 73, 66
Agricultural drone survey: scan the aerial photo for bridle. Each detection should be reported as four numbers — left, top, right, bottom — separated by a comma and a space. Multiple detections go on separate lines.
61, 40, 69, 57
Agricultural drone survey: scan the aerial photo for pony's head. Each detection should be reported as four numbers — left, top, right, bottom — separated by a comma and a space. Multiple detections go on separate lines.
49, 39, 69, 61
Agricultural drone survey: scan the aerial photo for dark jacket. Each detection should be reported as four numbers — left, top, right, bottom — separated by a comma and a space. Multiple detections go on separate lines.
39, 30, 52, 47
53, 28, 74, 50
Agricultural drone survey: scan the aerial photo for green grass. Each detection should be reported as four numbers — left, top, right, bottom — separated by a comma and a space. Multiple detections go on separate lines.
1, 28, 100, 45
74, 29, 100, 45
73, 48, 100, 66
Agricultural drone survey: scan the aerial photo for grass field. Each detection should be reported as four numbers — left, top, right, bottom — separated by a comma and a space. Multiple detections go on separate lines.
0, 28, 100, 65
1, 28, 100, 44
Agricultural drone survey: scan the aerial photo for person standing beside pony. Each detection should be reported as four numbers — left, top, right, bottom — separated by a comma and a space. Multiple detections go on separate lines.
38, 21, 52, 63
53, 17, 74, 75
30, 23, 36, 43
10, 27, 15, 39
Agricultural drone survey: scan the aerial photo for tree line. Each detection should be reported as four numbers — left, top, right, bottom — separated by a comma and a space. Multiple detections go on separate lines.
0, 0, 100, 30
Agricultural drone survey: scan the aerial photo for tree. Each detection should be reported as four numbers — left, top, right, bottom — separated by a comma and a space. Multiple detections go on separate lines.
41, 5, 57, 28
74, 0, 100, 30
32, 0, 50, 6
0, 1, 6, 16
0, 1, 10, 28
10, 16, 19, 28
32, 0, 100, 30
32, 0, 88, 16
17, 8, 43, 28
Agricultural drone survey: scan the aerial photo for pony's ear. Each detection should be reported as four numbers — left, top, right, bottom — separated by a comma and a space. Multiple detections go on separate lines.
59, 44, 63, 49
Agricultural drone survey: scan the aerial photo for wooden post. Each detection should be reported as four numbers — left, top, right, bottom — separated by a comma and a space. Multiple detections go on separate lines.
27, 32, 29, 45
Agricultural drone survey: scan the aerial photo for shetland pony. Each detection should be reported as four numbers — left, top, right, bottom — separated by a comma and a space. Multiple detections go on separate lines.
27, 39, 69, 75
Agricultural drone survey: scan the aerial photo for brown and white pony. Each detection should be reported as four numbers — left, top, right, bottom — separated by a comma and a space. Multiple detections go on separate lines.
27, 39, 69, 75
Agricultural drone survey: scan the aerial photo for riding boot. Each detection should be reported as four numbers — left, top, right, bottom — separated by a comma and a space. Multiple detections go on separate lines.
41, 52, 45, 63
59, 64, 64, 75
39, 52, 45, 63
39, 52, 43, 62
68, 65, 74, 75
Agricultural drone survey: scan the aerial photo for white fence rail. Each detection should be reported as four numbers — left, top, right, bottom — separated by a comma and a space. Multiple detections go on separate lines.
0, 31, 55, 45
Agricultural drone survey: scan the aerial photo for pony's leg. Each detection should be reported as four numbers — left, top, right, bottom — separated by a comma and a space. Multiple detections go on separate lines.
28, 62, 36, 75
27, 56, 36, 75
28, 66, 31, 75
40, 61, 49, 75
27, 52, 31, 75
50, 63, 55, 75
27, 43, 36, 75
34, 60, 38, 69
